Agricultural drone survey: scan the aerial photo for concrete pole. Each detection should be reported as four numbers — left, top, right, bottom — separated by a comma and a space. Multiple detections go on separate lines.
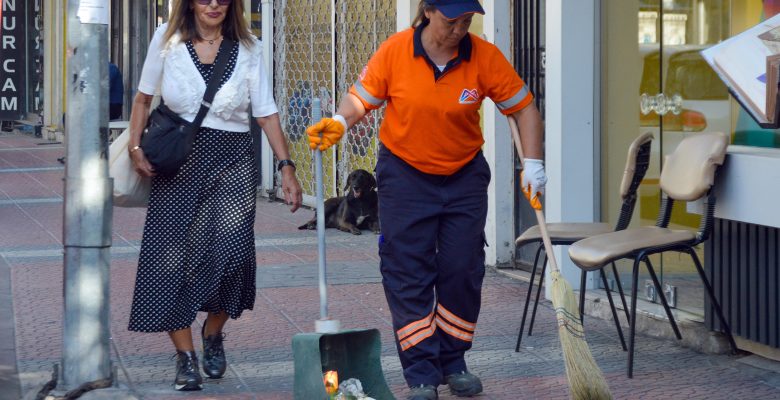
482, 0, 515, 267
544, 0, 598, 295
260, 0, 274, 194
61, 0, 113, 390
396, 0, 412, 31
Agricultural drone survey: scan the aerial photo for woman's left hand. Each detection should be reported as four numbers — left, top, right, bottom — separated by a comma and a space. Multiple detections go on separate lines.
280, 168, 303, 212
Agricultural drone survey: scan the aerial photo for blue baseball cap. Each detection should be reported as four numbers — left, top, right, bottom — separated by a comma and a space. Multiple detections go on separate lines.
427, 0, 485, 19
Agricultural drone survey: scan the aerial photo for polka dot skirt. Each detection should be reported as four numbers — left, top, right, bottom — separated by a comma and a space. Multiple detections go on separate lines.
129, 40, 257, 333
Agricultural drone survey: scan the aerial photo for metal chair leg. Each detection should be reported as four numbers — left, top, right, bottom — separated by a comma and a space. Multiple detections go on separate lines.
611, 262, 631, 321
579, 270, 587, 324
516, 244, 544, 352
688, 248, 738, 353
644, 257, 682, 339
628, 256, 642, 379
601, 269, 627, 351
528, 251, 548, 336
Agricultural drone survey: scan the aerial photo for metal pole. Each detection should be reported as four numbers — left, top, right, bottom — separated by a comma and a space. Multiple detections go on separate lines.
312, 98, 339, 334
313, 99, 327, 320
61, 0, 113, 390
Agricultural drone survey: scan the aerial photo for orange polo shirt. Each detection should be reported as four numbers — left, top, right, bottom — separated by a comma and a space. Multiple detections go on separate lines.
349, 22, 534, 175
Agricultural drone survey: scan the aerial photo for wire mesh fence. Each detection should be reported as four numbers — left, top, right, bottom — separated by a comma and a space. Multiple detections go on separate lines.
273, 0, 396, 203
273, 0, 334, 200
335, 0, 396, 185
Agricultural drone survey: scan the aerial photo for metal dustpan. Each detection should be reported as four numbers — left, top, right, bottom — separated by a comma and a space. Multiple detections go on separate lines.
292, 99, 393, 400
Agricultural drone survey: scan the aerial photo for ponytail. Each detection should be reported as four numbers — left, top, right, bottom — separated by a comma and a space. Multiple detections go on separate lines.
411, 1, 436, 28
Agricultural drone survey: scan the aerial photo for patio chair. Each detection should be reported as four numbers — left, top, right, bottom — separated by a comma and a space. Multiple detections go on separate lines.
568, 131, 738, 378
514, 131, 654, 352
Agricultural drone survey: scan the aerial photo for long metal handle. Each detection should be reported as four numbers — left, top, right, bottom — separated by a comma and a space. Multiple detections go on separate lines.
507, 116, 560, 274
313, 98, 328, 320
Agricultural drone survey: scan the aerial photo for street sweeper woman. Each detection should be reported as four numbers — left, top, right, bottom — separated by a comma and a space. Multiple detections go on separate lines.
125, 0, 302, 391
306, 1, 545, 399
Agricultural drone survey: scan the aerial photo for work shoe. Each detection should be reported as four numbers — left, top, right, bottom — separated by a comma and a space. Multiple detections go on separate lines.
407, 384, 438, 400
201, 324, 227, 379
445, 371, 483, 397
173, 350, 203, 391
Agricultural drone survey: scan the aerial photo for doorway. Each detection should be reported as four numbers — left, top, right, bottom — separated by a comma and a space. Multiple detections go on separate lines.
514, 0, 546, 270
602, 0, 730, 315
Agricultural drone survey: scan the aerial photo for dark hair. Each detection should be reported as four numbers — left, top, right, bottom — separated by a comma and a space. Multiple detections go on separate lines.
411, 1, 436, 28
164, 0, 253, 47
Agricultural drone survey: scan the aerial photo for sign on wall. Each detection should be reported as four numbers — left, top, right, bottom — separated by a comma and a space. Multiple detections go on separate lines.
28, 0, 43, 115
0, 0, 28, 120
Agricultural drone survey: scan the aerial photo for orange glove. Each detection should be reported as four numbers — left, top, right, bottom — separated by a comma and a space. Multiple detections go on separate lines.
521, 172, 542, 210
521, 159, 546, 210
306, 115, 347, 151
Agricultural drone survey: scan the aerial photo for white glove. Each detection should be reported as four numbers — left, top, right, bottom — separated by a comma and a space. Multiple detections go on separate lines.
522, 158, 547, 196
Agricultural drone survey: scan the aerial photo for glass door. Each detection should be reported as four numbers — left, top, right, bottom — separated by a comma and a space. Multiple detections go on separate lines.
601, 1, 662, 313
654, 0, 730, 314
602, 0, 731, 316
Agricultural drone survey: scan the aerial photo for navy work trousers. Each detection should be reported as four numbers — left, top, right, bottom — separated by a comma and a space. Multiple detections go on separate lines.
375, 145, 489, 387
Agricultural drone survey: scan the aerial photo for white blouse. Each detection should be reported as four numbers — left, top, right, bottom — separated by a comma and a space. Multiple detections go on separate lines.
137, 23, 278, 133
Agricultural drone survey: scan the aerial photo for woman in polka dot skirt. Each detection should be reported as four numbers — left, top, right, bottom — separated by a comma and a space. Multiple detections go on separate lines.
125, 0, 303, 391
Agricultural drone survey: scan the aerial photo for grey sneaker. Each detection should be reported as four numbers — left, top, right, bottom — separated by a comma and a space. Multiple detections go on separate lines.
201, 324, 227, 379
445, 371, 483, 397
407, 384, 438, 400
173, 350, 203, 391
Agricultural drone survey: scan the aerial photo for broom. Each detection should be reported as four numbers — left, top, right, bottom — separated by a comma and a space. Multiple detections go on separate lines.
507, 116, 612, 400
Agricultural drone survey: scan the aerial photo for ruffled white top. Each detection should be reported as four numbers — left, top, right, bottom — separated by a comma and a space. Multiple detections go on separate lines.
137, 23, 278, 132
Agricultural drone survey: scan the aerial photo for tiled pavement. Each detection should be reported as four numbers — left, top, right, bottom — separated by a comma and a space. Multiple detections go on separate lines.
1, 131, 780, 399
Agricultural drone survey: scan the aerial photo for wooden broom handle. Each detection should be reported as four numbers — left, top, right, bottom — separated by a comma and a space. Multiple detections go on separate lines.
507, 116, 560, 274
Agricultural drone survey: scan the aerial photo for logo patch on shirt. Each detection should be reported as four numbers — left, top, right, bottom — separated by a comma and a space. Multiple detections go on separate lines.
359, 66, 369, 81
459, 89, 479, 104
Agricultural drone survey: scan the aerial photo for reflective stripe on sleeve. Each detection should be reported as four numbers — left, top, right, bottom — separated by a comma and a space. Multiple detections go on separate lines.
496, 85, 530, 111
354, 81, 386, 108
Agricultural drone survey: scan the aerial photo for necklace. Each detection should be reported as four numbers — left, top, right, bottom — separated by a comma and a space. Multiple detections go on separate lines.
202, 34, 222, 45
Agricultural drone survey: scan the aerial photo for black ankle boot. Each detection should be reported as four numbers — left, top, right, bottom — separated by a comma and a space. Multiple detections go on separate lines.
201, 324, 227, 379
445, 371, 483, 397
174, 350, 203, 391
407, 384, 438, 400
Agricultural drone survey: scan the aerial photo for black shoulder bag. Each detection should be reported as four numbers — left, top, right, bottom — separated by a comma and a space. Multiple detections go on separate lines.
141, 38, 235, 176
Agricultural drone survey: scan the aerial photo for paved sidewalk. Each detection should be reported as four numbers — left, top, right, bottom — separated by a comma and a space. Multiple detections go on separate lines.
2, 131, 780, 399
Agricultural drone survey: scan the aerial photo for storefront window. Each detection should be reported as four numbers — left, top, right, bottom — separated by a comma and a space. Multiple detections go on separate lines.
602, 0, 736, 316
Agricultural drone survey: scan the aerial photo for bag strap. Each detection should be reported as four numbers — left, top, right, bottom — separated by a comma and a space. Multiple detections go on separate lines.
191, 38, 236, 129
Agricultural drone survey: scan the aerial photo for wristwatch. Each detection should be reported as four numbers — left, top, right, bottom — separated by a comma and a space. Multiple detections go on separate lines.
277, 159, 296, 171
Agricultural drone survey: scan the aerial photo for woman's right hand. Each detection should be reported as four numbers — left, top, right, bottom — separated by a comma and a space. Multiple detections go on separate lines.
130, 147, 157, 177
127, 92, 156, 177
306, 116, 347, 151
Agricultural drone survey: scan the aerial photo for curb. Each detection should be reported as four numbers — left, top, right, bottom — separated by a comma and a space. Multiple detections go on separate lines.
22, 387, 140, 400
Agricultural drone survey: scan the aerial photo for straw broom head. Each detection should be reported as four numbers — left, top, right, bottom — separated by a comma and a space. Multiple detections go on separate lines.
551, 270, 612, 400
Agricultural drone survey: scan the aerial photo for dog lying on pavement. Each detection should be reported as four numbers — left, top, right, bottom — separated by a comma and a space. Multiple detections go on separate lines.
298, 169, 380, 235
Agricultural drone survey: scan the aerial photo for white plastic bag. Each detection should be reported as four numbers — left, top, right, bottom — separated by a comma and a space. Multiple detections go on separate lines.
334, 378, 376, 400
109, 128, 151, 207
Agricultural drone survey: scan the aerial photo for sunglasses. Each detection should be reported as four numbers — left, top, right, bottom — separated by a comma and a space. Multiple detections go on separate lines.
195, 0, 232, 5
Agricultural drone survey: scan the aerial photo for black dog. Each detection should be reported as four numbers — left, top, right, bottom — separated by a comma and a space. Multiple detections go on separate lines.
298, 169, 380, 235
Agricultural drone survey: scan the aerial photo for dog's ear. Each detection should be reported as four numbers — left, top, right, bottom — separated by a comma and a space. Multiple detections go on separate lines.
344, 172, 354, 195
369, 172, 377, 190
